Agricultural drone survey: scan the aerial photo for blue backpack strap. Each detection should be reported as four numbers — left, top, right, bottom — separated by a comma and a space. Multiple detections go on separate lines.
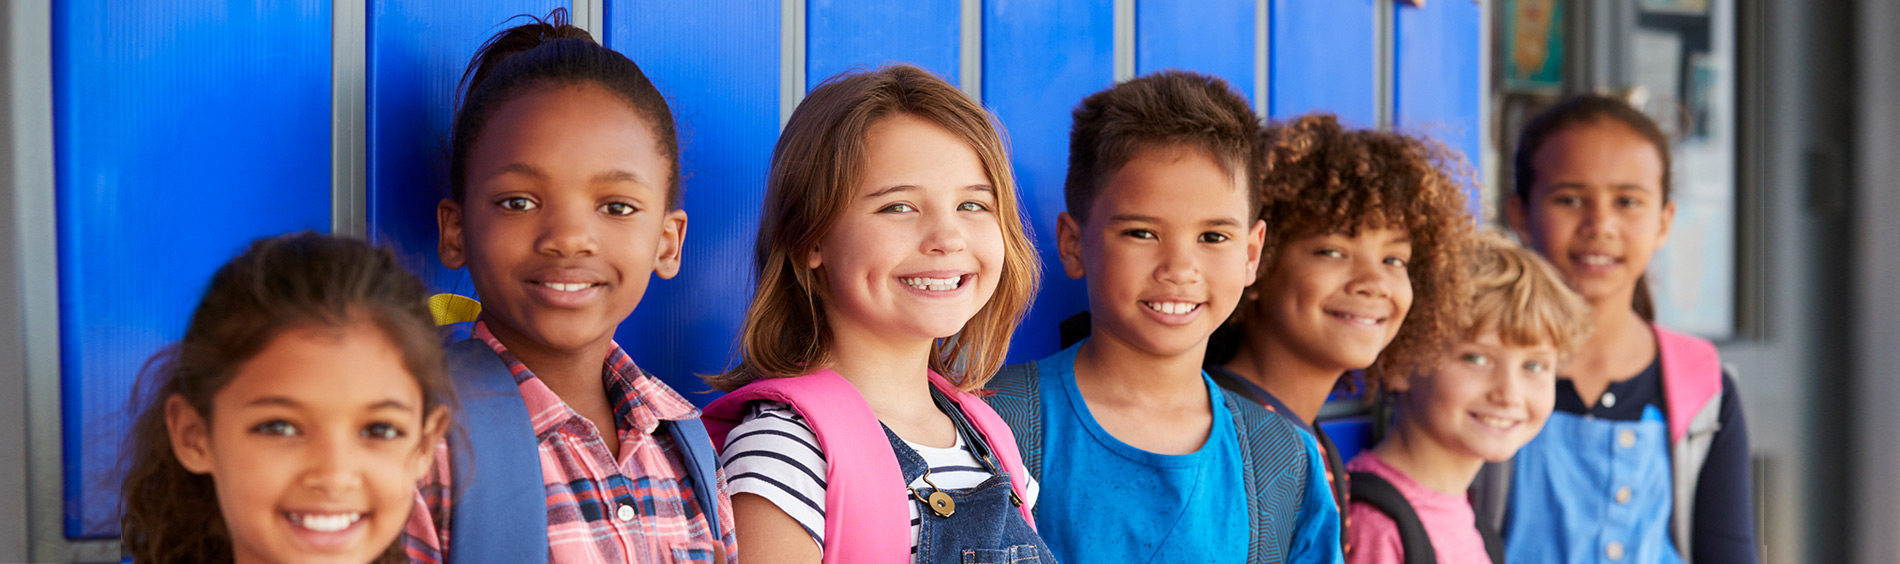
662, 418, 725, 543
981, 361, 1043, 482
445, 338, 549, 564
1225, 387, 1313, 564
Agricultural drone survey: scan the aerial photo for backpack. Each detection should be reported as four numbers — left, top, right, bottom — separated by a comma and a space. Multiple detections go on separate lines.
1348, 470, 1503, 564
443, 336, 726, 564
985, 360, 1311, 563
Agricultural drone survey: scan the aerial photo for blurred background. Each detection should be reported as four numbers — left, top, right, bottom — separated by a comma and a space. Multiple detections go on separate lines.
3, 0, 1896, 562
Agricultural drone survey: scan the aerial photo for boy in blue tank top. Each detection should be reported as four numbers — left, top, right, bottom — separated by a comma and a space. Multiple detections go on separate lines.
984, 71, 1343, 564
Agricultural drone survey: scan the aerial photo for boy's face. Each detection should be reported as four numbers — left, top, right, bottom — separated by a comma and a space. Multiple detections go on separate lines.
1058, 146, 1265, 359
438, 84, 687, 355
808, 114, 1004, 348
1400, 330, 1558, 462
1250, 228, 1413, 373
167, 325, 446, 564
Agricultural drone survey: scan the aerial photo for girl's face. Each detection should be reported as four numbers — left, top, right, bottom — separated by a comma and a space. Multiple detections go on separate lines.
167, 325, 446, 564
809, 114, 1004, 349
1251, 228, 1414, 373
1400, 330, 1558, 462
1510, 120, 1675, 305
439, 83, 686, 356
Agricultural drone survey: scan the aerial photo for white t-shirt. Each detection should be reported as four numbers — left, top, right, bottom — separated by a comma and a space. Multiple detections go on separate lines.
720, 401, 1040, 557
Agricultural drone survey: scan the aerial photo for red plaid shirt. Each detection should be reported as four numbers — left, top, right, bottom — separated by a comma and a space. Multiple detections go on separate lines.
404, 322, 737, 564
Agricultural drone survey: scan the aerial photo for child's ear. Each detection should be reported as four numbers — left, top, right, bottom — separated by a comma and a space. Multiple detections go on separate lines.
1504, 194, 1531, 244
1656, 198, 1676, 249
164, 395, 214, 475
437, 199, 467, 270
806, 245, 823, 270
1244, 218, 1267, 286
653, 209, 689, 279
409, 405, 450, 480
1056, 212, 1086, 280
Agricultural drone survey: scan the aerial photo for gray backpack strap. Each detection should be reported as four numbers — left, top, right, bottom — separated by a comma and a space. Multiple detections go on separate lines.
1225, 387, 1309, 564
982, 361, 1043, 482
1470, 459, 1513, 536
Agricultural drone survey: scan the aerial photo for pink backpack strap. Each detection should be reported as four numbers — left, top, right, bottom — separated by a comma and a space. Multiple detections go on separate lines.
1654, 324, 1725, 443
927, 372, 1038, 529
701, 371, 910, 564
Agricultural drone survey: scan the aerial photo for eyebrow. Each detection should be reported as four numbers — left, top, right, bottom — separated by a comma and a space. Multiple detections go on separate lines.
861, 184, 995, 199
484, 164, 646, 186
243, 396, 416, 412
1106, 213, 1242, 228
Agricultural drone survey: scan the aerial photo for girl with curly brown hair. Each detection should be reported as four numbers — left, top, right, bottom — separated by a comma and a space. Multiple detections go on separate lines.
118, 232, 451, 564
1207, 113, 1474, 532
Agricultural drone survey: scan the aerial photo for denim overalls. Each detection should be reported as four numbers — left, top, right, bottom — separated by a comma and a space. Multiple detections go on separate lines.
885, 388, 1056, 564
1505, 405, 1682, 564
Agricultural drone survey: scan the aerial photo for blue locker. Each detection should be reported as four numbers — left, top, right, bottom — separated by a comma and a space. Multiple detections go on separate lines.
807, 0, 961, 88
1270, 0, 1378, 125
606, 0, 779, 401
366, 0, 570, 296
1137, 0, 1256, 102
983, 1, 1115, 362
1394, 0, 1484, 205
53, 0, 334, 537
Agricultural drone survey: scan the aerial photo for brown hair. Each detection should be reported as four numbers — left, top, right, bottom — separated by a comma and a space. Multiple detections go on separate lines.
1512, 95, 1672, 321
449, 8, 681, 208
119, 232, 451, 564
1243, 113, 1473, 390
1064, 70, 1262, 221
704, 65, 1041, 393
1461, 231, 1592, 355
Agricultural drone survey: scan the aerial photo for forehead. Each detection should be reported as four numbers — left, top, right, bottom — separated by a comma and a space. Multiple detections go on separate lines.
855, 114, 990, 191
215, 326, 422, 412
467, 84, 667, 188
1089, 147, 1247, 221
1531, 120, 1664, 188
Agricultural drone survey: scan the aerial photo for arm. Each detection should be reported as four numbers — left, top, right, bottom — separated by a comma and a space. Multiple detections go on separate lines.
733, 493, 821, 564
1288, 432, 1347, 564
1691, 375, 1759, 564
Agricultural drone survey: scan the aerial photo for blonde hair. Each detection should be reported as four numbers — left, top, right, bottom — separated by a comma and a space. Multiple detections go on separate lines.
704, 65, 1041, 393
1462, 231, 1591, 355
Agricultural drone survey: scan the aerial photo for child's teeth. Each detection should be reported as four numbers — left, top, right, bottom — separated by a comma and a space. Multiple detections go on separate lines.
543, 282, 593, 292
1145, 301, 1197, 315
902, 276, 961, 291
291, 512, 362, 533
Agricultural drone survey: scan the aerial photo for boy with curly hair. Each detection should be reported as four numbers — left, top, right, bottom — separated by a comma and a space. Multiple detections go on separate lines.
1207, 113, 1475, 544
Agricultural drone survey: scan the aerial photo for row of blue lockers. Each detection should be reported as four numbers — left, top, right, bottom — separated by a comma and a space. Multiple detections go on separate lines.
52, 0, 1478, 537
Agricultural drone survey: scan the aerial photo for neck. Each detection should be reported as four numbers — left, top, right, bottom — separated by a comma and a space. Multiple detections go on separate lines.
1073, 332, 1210, 407
484, 320, 612, 390
1225, 328, 1341, 423
1372, 413, 1487, 495
1569, 293, 1653, 382
825, 318, 939, 423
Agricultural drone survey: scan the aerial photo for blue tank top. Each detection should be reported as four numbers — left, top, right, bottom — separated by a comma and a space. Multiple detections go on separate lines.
1505, 405, 1683, 564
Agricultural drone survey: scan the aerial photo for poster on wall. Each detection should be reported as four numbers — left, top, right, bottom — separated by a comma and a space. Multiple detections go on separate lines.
1502, 0, 1564, 91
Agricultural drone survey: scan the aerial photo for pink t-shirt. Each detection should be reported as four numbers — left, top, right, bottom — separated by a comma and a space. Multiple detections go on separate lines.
1344, 451, 1493, 564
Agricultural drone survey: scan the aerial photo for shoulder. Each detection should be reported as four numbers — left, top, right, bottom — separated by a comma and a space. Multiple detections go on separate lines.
1344, 500, 1406, 564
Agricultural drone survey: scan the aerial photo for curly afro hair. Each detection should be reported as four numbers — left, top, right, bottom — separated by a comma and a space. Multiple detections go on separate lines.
1239, 113, 1473, 390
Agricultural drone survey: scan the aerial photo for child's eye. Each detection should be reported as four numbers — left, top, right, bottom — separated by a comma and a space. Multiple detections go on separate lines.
1615, 196, 1643, 208
957, 201, 990, 213
251, 420, 300, 437
1122, 229, 1157, 240
498, 197, 537, 212
879, 203, 916, 213
1551, 195, 1582, 207
1315, 248, 1345, 258
599, 202, 637, 216
1461, 353, 1490, 366
1384, 256, 1408, 268
1523, 360, 1551, 374
361, 422, 406, 441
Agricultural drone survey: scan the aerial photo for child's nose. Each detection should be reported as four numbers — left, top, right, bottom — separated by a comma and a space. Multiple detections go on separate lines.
1154, 240, 1201, 285
1346, 257, 1393, 298
299, 435, 365, 496
920, 212, 968, 255
536, 204, 599, 257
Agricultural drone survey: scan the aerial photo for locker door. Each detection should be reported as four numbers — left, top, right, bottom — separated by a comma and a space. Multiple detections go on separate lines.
53, 0, 334, 537
807, 0, 961, 88
1394, 0, 1484, 203
983, 2, 1115, 361
366, 0, 570, 296
1137, 0, 1256, 102
1270, 0, 1379, 125
606, 0, 779, 400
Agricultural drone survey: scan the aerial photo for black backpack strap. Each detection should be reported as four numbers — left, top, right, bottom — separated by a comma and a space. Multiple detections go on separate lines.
1477, 513, 1504, 564
1348, 470, 1436, 564
982, 361, 1043, 482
